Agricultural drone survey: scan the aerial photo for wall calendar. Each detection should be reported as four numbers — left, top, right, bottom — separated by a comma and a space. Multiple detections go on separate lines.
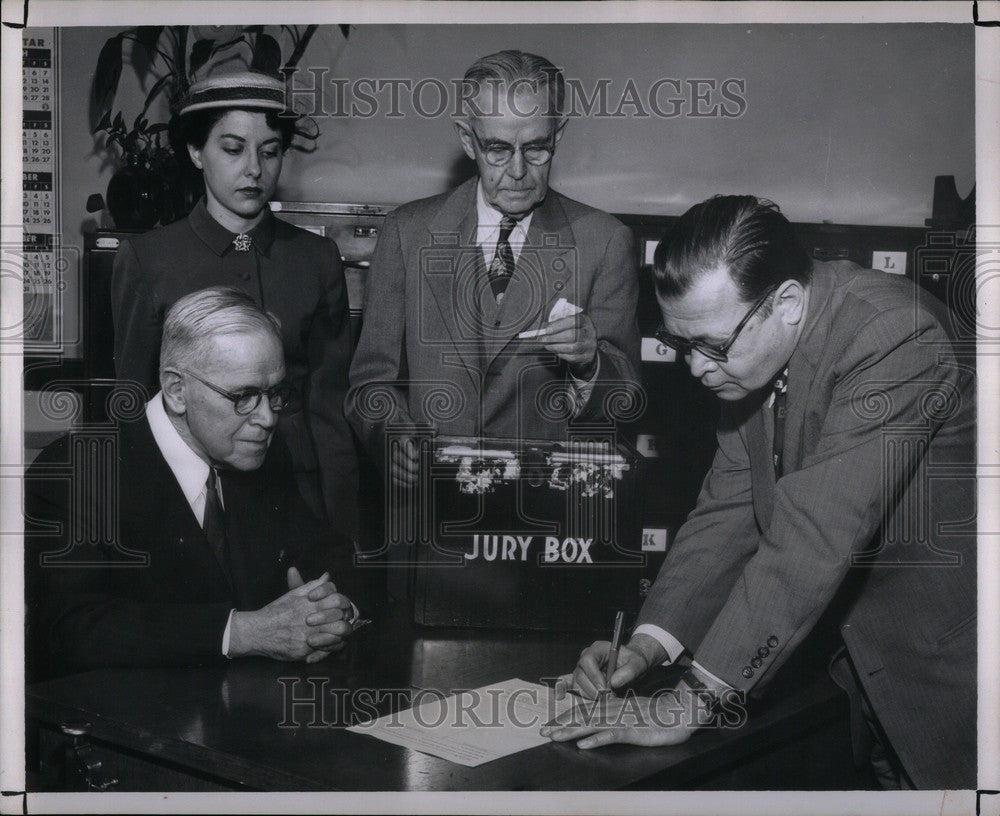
20, 27, 61, 351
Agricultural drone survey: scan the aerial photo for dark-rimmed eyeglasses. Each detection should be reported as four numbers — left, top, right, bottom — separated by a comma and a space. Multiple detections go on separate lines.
655, 288, 777, 363
183, 369, 296, 416
467, 127, 556, 167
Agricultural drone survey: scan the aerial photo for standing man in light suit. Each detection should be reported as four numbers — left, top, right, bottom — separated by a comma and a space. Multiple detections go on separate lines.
346, 50, 640, 484
544, 196, 976, 790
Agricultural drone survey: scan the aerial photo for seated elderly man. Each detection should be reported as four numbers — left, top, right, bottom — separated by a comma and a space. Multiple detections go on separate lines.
25, 287, 362, 681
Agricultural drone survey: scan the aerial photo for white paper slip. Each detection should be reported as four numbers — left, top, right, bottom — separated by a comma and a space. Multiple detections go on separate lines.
347, 678, 577, 767
518, 297, 583, 339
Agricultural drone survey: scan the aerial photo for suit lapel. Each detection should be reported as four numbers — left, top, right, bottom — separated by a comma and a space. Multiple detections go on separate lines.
423, 179, 485, 386
745, 407, 776, 532
126, 416, 233, 592
483, 192, 575, 369
783, 263, 837, 473
748, 262, 838, 524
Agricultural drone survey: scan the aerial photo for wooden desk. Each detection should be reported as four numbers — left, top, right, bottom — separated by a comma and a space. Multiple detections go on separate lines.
26, 609, 861, 791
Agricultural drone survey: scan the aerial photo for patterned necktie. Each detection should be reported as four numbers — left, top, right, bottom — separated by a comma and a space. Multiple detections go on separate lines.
203, 467, 232, 585
772, 367, 789, 478
488, 216, 517, 303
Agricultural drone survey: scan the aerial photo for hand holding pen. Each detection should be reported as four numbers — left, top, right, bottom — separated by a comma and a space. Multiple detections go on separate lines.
599, 610, 626, 699
554, 610, 665, 700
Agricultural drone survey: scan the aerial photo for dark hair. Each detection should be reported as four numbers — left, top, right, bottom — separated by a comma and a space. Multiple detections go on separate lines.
169, 106, 299, 155
462, 50, 565, 116
653, 195, 812, 305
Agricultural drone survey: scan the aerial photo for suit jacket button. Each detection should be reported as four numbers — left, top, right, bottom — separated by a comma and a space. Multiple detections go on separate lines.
751, 657, 762, 668
758, 646, 770, 658
767, 636, 779, 648
741, 666, 754, 679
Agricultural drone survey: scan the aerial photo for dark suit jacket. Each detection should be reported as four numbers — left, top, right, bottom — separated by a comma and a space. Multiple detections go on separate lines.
637, 261, 976, 789
24, 409, 356, 682
346, 178, 641, 463
110, 200, 358, 535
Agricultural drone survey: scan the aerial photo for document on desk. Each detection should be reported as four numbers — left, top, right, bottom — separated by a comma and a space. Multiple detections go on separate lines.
347, 678, 577, 767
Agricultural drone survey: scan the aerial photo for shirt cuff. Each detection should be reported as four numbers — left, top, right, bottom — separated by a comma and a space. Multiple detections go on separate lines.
222, 609, 235, 658
568, 356, 600, 415
632, 623, 686, 665
691, 660, 735, 692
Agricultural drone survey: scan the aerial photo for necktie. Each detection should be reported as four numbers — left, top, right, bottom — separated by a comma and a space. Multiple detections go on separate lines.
772, 367, 789, 478
488, 216, 517, 303
203, 467, 232, 586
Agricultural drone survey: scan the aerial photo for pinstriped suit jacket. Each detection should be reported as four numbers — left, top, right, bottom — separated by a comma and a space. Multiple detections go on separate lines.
638, 261, 976, 789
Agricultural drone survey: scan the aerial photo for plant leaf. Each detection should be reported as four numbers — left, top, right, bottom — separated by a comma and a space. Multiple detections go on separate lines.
135, 26, 164, 53
189, 38, 215, 77
146, 122, 170, 135
210, 32, 247, 55
284, 24, 318, 70
92, 34, 124, 120
113, 111, 126, 131
93, 109, 112, 134
140, 73, 173, 116
132, 26, 164, 81
175, 26, 190, 94
250, 32, 282, 76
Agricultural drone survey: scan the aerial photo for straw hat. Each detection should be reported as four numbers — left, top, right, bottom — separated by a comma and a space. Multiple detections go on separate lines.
179, 71, 285, 115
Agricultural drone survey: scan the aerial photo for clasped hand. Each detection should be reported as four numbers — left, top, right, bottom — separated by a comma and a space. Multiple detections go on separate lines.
228, 567, 355, 664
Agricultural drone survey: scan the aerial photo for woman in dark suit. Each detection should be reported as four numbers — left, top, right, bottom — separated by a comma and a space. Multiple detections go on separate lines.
111, 71, 357, 536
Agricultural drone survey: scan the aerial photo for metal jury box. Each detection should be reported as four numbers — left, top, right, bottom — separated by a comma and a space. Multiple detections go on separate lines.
392, 435, 649, 632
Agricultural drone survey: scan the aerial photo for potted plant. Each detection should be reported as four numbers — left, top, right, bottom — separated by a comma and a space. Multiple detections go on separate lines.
90, 24, 342, 228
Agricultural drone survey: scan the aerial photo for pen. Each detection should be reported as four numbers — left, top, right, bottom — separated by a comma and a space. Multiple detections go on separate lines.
603, 610, 625, 695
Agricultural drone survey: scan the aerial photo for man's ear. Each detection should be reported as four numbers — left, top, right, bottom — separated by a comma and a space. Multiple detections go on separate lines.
775, 280, 806, 326
455, 120, 476, 161
187, 143, 204, 171
552, 115, 568, 145
160, 368, 188, 415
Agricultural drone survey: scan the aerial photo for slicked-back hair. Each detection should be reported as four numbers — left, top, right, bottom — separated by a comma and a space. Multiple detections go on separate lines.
160, 286, 283, 375
653, 195, 812, 306
462, 49, 565, 117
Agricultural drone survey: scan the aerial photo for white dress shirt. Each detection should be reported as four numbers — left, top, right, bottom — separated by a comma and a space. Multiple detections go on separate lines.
146, 393, 236, 655
632, 623, 734, 690
147, 392, 219, 522
474, 181, 532, 268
